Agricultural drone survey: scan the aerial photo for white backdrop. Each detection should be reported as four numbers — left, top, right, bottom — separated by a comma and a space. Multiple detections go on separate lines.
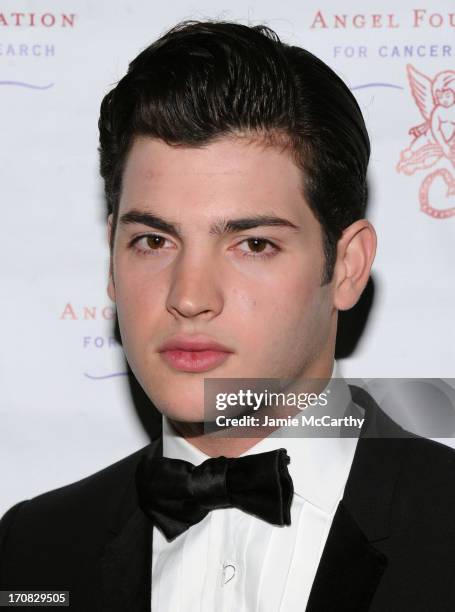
1, 0, 454, 516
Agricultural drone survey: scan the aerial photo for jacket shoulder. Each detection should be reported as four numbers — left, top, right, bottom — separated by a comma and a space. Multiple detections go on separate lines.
401, 435, 455, 490
383, 435, 455, 545
0, 442, 157, 588
4, 443, 153, 523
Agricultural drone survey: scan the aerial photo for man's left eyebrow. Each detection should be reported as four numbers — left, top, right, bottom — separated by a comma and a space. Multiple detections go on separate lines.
209, 215, 300, 235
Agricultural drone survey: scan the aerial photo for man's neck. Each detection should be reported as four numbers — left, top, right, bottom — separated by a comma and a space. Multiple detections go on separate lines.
168, 359, 336, 457
167, 420, 269, 457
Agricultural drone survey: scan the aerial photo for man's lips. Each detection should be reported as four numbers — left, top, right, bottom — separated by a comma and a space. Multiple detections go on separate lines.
158, 335, 233, 373
159, 349, 231, 372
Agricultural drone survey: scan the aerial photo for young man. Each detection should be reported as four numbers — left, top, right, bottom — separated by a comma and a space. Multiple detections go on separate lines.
1, 20, 455, 612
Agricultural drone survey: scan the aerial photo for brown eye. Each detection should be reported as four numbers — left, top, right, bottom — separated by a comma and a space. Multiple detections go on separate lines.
235, 237, 279, 260
247, 238, 267, 253
146, 235, 166, 249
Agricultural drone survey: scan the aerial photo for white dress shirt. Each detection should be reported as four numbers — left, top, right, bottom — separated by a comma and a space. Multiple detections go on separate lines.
151, 362, 362, 611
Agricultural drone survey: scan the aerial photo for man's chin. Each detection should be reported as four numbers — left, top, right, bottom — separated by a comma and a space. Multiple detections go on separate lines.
151, 400, 207, 424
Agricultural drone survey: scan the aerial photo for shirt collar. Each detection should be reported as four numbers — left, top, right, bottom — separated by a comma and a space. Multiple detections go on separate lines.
162, 360, 360, 514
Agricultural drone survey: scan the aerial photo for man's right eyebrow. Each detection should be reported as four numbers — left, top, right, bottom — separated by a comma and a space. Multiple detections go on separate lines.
119, 211, 182, 239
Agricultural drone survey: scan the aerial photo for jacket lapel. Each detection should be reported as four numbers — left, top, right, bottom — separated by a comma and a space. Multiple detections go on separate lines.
306, 501, 387, 611
99, 437, 162, 612
307, 386, 414, 611
100, 507, 152, 612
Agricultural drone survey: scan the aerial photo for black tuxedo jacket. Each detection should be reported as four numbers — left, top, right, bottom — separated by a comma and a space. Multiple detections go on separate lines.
2, 390, 455, 611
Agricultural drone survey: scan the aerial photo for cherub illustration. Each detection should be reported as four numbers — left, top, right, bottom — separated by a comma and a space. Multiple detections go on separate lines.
397, 65, 455, 175
397, 65, 455, 219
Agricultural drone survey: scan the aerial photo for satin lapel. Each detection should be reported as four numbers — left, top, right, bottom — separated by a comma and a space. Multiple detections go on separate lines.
307, 388, 414, 611
306, 501, 387, 612
99, 437, 162, 612
100, 507, 152, 612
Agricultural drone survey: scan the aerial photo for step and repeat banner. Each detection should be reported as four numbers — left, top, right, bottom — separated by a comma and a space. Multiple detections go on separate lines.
1, 0, 454, 514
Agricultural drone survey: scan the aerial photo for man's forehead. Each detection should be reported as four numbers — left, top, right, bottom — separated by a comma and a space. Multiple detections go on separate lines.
123, 134, 300, 177
118, 135, 310, 224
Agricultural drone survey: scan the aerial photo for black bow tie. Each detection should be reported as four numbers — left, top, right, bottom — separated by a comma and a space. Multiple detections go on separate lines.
135, 448, 294, 540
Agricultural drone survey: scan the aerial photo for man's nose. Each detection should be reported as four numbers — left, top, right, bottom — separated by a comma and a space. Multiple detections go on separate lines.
165, 251, 224, 320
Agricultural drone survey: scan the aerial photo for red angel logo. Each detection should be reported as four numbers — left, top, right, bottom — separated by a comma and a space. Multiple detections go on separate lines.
396, 64, 455, 219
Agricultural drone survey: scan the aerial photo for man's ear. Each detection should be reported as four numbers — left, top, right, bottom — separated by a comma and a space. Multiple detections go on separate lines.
107, 214, 116, 302
333, 219, 377, 311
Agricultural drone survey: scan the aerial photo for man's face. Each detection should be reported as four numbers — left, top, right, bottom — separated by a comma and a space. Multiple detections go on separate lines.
108, 136, 337, 422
